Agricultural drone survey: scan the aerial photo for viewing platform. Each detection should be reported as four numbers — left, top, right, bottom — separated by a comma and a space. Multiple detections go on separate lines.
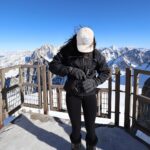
0, 110, 149, 150
0, 65, 150, 149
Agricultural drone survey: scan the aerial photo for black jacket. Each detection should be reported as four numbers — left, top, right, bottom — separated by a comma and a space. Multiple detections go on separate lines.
49, 49, 111, 96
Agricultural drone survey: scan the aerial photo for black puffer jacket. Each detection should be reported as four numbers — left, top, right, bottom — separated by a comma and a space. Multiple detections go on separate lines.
49, 48, 111, 96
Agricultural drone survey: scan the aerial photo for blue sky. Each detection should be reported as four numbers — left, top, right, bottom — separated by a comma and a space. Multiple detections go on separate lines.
0, 0, 150, 51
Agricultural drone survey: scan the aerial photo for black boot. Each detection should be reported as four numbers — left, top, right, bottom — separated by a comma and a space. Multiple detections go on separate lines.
71, 143, 81, 150
85, 135, 98, 150
86, 144, 96, 150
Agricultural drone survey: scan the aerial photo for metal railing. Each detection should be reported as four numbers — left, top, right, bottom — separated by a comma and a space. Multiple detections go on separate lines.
0, 64, 150, 142
132, 69, 150, 135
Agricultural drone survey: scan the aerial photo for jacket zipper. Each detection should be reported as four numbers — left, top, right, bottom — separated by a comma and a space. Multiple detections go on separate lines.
82, 57, 85, 71
81, 57, 85, 97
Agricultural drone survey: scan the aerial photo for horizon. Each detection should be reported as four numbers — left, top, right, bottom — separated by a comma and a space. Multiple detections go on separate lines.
0, 0, 150, 51
1, 44, 150, 54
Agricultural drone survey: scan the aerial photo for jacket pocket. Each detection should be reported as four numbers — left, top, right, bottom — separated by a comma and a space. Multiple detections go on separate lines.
64, 79, 83, 95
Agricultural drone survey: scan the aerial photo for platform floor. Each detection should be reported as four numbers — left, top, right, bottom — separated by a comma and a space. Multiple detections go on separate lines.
0, 112, 149, 150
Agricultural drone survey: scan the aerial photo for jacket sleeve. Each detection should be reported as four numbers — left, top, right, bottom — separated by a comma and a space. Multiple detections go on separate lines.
94, 52, 111, 85
49, 52, 70, 76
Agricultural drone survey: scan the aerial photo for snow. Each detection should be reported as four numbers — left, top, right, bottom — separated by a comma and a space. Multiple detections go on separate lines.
2, 78, 150, 146
0, 51, 32, 69
136, 130, 150, 145
0, 46, 150, 148
0, 45, 150, 73
5, 69, 19, 78
0, 112, 149, 150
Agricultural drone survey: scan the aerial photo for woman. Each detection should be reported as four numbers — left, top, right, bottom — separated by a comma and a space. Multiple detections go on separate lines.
49, 27, 111, 150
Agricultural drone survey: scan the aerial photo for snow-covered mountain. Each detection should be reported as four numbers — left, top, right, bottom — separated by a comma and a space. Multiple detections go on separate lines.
28, 45, 150, 72
1, 45, 149, 72
0, 51, 32, 69
101, 46, 150, 71
0, 45, 149, 87
0, 45, 59, 68
30, 44, 58, 65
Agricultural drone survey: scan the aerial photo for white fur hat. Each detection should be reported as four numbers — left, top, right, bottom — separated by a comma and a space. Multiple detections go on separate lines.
76, 27, 94, 53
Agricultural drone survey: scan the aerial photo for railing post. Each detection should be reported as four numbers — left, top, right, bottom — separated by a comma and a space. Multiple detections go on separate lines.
124, 68, 131, 130
42, 65, 48, 114
0, 69, 6, 128
108, 77, 112, 118
57, 87, 62, 111
96, 89, 101, 116
115, 68, 120, 126
37, 65, 42, 108
19, 65, 24, 104
48, 71, 53, 110
0, 69, 3, 128
0, 93, 3, 128
132, 69, 139, 126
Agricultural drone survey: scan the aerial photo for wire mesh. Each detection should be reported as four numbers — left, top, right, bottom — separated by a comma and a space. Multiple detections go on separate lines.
101, 91, 108, 114
137, 99, 150, 131
22, 68, 38, 84
22, 85, 39, 106
97, 89, 109, 117
50, 87, 110, 116
51, 88, 58, 109
6, 86, 21, 112
21, 66, 41, 107
61, 90, 67, 111
137, 102, 150, 131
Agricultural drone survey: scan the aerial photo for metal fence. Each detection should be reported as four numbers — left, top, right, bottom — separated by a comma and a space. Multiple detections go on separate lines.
132, 69, 150, 135
21, 65, 42, 108
47, 71, 112, 118
0, 64, 150, 142
0, 65, 21, 118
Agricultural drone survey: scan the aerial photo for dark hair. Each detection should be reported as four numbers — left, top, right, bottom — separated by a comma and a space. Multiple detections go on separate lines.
59, 32, 96, 57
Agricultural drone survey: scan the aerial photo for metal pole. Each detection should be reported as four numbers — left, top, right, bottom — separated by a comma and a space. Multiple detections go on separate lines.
132, 70, 139, 126
42, 65, 48, 114
115, 68, 120, 126
48, 71, 53, 110
0, 69, 6, 128
124, 68, 131, 130
0, 69, 3, 128
19, 65, 24, 104
37, 65, 42, 108
108, 77, 112, 118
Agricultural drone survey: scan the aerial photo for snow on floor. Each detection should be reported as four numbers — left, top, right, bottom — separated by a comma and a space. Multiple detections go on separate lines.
0, 112, 149, 150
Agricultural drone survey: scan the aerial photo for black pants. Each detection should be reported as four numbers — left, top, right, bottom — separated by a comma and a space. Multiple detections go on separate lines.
66, 93, 98, 146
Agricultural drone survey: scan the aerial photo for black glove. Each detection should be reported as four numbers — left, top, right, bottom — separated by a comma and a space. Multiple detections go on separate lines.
68, 67, 86, 80
82, 79, 97, 93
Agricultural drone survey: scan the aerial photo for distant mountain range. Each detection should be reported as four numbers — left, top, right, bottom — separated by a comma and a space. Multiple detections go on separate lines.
0, 51, 32, 68
0, 44, 150, 87
101, 46, 150, 71
1, 44, 149, 71
27, 44, 150, 72
30, 45, 58, 64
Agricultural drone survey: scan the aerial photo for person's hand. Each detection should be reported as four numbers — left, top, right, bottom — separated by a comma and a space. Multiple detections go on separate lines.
82, 79, 97, 93
69, 67, 86, 80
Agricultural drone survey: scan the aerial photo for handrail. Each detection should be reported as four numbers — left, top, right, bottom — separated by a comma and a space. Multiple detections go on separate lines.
0, 64, 150, 142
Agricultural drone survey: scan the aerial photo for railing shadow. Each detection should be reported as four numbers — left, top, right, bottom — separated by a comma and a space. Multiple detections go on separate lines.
13, 114, 71, 150
52, 117, 86, 149
9, 113, 150, 150
55, 117, 149, 150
